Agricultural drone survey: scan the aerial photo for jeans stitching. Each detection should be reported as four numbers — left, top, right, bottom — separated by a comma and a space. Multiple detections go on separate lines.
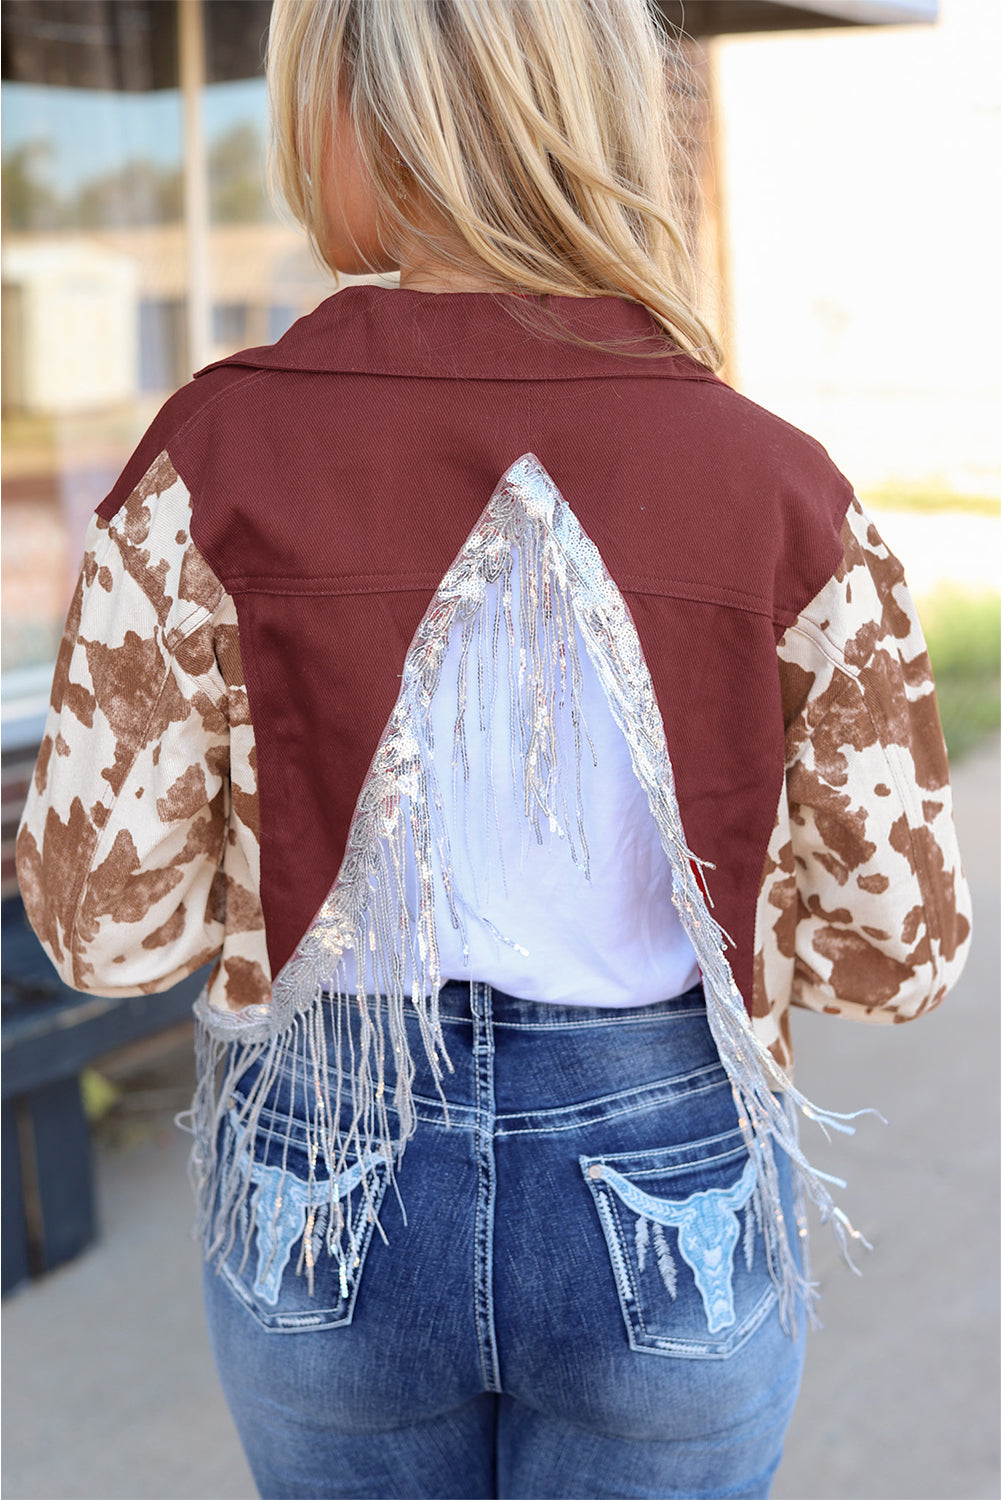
216, 1165, 389, 1332
472, 983, 502, 1393
590, 1166, 780, 1359
488, 1005, 707, 1031
494, 1075, 731, 1137
494, 1064, 725, 1120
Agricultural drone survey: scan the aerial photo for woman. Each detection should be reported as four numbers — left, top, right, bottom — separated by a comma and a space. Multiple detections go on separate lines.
17, 1, 971, 1496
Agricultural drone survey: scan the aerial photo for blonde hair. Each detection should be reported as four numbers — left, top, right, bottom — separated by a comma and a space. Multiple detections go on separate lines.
267, 0, 722, 367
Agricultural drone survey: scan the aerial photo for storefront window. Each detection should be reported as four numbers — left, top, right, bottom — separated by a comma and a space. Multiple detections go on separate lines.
1, 0, 329, 890
3, 74, 184, 667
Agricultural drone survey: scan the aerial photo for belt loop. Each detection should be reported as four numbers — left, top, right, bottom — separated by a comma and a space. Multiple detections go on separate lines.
470, 979, 495, 1046
469, 979, 490, 1022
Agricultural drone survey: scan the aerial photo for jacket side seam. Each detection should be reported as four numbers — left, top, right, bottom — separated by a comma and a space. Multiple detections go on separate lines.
223, 588, 277, 971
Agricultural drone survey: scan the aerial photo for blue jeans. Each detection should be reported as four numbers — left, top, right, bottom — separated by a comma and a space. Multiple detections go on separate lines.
203, 981, 806, 1499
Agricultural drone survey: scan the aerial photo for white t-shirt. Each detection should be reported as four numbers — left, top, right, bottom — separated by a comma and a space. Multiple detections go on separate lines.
421, 566, 699, 1007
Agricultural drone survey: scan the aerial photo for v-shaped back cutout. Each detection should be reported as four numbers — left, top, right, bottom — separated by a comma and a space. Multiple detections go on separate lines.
272, 454, 712, 1022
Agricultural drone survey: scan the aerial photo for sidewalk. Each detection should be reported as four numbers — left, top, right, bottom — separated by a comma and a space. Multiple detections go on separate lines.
2, 735, 998, 1500
772, 732, 1000, 1500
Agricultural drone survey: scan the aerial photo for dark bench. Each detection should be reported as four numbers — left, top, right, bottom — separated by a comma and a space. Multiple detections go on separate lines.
1, 895, 206, 1296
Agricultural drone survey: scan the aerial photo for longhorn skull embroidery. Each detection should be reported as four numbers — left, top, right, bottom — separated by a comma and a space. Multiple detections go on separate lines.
242, 1152, 386, 1305
594, 1157, 758, 1334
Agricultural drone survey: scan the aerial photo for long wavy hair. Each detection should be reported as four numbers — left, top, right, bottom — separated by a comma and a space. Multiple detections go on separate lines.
267, 0, 722, 367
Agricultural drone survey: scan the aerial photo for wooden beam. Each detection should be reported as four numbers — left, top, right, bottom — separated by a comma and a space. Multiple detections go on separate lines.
655, 1, 936, 35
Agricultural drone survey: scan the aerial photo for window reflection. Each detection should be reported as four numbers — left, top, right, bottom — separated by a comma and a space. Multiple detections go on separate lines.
2, 76, 183, 679
202, 76, 329, 352
1, 6, 328, 683
0, 0, 330, 892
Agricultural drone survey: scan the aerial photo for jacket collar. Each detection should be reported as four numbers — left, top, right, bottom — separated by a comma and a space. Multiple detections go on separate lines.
196, 285, 721, 384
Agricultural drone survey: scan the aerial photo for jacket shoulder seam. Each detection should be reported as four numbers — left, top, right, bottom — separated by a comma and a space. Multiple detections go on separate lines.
166, 368, 277, 463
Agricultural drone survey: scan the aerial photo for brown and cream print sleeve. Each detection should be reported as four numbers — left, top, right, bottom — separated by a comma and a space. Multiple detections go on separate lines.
16, 453, 270, 1012
752, 497, 971, 1060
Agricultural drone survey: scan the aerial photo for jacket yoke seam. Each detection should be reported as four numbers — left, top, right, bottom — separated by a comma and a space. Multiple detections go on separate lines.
216, 572, 780, 619
218, 574, 448, 598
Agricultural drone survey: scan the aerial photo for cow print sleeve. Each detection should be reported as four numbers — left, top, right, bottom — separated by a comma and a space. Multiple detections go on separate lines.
15, 452, 270, 1010
752, 496, 972, 1052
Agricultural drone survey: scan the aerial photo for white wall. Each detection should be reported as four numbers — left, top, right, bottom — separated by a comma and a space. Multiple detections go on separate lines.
2, 241, 139, 415
715, 0, 1001, 495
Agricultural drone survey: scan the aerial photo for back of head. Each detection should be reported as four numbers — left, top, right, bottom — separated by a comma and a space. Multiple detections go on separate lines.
268, 0, 721, 367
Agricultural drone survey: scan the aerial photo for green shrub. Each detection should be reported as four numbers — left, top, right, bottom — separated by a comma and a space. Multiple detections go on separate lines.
919, 587, 1001, 760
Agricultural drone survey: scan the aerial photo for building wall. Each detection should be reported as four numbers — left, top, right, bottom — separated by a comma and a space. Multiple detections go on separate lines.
715, 0, 1001, 496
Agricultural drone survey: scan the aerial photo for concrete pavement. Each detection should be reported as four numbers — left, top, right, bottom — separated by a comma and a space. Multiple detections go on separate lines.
2, 734, 998, 1500
771, 733, 1000, 1500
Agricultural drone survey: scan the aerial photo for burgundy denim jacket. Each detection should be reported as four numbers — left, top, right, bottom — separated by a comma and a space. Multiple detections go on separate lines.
17, 289, 970, 1316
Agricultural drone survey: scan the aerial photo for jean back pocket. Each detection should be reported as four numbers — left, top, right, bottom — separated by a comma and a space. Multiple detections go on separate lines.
581, 1128, 777, 1359
218, 1103, 391, 1334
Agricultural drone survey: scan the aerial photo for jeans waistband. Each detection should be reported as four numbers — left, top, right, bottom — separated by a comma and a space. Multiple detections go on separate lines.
429, 978, 707, 1028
